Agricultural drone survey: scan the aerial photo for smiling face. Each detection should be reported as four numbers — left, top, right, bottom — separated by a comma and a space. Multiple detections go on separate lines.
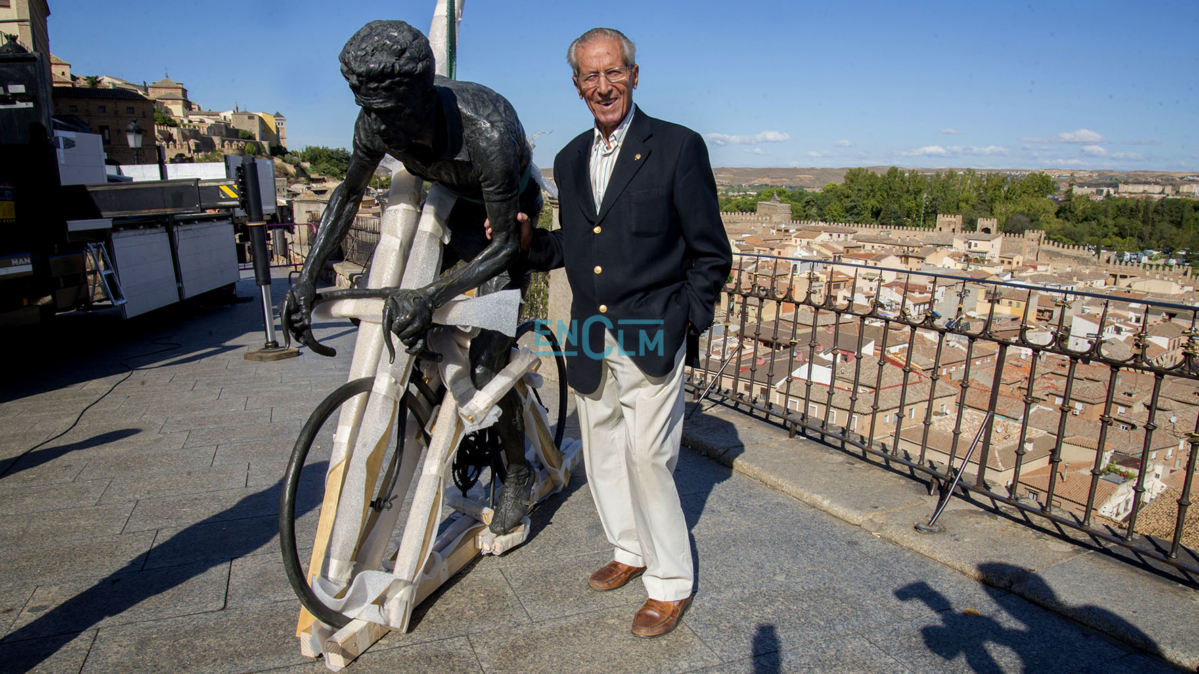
573, 37, 638, 138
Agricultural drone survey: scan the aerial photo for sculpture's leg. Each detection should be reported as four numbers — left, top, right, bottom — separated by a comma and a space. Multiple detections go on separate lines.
473, 342, 532, 534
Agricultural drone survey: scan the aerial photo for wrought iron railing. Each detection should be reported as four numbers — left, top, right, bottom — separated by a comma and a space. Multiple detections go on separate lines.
342, 215, 381, 268
686, 252, 1199, 574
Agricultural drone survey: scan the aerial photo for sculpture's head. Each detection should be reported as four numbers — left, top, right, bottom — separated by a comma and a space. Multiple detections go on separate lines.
340, 21, 438, 138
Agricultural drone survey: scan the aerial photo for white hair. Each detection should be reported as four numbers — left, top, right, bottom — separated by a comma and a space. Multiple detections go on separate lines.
566, 28, 636, 75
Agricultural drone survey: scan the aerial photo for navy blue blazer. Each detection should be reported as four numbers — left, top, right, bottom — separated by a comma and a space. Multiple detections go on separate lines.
526, 108, 732, 395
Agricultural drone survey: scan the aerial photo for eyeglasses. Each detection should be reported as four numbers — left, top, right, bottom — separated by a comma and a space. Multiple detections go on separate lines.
577, 66, 633, 90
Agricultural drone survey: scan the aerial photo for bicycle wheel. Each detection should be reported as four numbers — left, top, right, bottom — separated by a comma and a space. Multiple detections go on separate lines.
279, 375, 419, 629
516, 320, 567, 449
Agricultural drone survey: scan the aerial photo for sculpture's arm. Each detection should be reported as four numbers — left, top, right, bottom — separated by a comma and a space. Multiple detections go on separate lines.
428, 196, 521, 307
281, 115, 383, 351
383, 195, 521, 361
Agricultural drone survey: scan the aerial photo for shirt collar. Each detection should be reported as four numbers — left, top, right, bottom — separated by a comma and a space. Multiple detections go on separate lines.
592, 106, 635, 153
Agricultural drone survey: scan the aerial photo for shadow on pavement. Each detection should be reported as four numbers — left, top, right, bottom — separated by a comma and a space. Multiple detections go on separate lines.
0, 280, 278, 406
895, 561, 1164, 673
752, 624, 781, 674
0, 429, 140, 479
0, 469, 324, 674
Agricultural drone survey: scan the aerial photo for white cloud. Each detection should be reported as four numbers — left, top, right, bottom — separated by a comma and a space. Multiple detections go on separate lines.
1021, 128, 1107, 144
743, 147, 768, 156
807, 150, 831, 158
1123, 139, 1159, 146
832, 139, 854, 147
901, 144, 1008, 157
703, 130, 791, 146
1082, 145, 1107, 157
904, 145, 949, 156
938, 128, 964, 135
1112, 151, 1146, 160
954, 145, 1009, 156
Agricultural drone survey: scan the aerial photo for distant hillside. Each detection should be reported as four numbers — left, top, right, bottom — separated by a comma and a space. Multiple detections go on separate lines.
710, 166, 1199, 192
541, 165, 1199, 193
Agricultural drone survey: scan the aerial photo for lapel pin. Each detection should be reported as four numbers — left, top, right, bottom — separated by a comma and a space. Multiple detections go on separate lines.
634, 153, 641, 161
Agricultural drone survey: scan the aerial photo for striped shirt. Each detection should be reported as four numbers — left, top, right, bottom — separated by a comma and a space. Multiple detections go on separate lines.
589, 107, 635, 212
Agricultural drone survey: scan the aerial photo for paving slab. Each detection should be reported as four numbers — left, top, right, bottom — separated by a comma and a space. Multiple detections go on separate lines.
0, 583, 36, 638
158, 409, 273, 434
97, 463, 249, 504
0, 530, 156, 587
226, 550, 305, 610
862, 502, 1096, 587
687, 427, 931, 526
691, 515, 881, 592
683, 405, 788, 459
353, 565, 532, 652
5, 562, 228, 641
469, 604, 722, 674
80, 601, 309, 674
143, 513, 287, 570
691, 633, 912, 674
269, 636, 483, 674
75, 445, 219, 481
497, 549, 645, 622
184, 420, 305, 448
123, 480, 321, 533
862, 592, 1135, 674
683, 569, 905, 662
1005, 551, 1199, 670
212, 437, 301, 466
0, 503, 135, 549
0, 479, 110, 516
0, 629, 96, 674
1078, 653, 1185, 674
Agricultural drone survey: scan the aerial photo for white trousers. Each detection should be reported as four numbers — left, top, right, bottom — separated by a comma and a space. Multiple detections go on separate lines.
575, 330, 692, 601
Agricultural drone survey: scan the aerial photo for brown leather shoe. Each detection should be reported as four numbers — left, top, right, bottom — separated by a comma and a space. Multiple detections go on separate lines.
588, 561, 646, 591
632, 596, 691, 638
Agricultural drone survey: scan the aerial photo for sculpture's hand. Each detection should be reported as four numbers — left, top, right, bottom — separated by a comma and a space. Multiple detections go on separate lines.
280, 279, 335, 357
484, 212, 532, 252
382, 288, 440, 363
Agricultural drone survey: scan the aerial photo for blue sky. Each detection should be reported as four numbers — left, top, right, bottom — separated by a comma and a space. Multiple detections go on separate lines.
47, 0, 1197, 172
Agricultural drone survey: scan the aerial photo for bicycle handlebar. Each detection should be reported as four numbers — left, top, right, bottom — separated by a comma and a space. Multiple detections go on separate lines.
281, 287, 400, 358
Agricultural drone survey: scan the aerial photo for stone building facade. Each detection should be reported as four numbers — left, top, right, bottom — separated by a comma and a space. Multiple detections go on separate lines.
52, 86, 157, 165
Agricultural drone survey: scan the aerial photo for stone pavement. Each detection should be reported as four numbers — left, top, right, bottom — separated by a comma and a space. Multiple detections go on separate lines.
0, 278, 1188, 673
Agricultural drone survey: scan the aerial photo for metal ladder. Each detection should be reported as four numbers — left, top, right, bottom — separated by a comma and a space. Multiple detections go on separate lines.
85, 242, 126, 307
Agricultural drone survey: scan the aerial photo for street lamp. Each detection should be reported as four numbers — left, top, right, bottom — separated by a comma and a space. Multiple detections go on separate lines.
125, 120, 143, 165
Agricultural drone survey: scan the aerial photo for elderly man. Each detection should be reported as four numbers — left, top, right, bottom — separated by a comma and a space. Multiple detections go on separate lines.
511, 27, 731, 637
280, 20, 542, 536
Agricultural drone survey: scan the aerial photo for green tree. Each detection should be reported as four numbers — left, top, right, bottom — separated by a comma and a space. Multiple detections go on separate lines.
153, 109, 178, 127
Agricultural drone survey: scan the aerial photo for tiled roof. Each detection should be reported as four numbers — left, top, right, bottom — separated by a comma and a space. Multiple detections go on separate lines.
53, 86, 148, 101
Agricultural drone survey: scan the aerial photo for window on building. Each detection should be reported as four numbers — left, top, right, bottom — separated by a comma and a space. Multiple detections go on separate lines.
68, 104, 78, 113
0, 1, 11, 8
126, 106, 134, 114
99, 125, 110, 143
97, 105, 106, 113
